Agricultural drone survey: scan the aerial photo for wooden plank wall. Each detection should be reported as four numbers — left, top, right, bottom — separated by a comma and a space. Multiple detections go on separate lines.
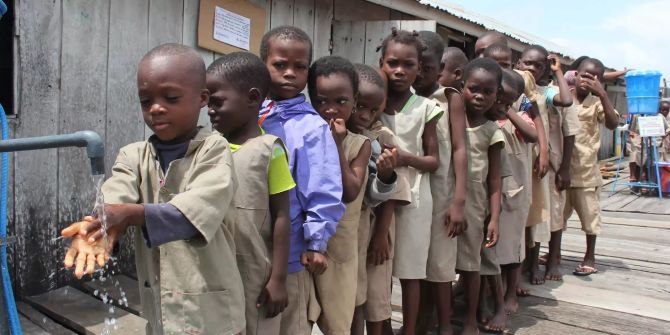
10, 0, 349, 297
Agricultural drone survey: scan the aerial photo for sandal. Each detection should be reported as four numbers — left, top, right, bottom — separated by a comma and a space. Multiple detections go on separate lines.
573, 264, 598, 276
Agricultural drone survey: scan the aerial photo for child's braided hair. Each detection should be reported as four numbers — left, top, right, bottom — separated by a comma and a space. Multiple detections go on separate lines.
377, 27, 427, 61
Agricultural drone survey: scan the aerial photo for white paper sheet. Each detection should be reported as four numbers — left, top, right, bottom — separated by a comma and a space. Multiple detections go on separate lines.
213, 6, 251, 51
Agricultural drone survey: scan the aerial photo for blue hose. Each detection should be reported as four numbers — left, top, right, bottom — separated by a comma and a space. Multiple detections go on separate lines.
0, 104, 21, 334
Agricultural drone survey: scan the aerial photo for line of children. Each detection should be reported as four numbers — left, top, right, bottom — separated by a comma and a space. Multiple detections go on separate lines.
59, 25, 624, 335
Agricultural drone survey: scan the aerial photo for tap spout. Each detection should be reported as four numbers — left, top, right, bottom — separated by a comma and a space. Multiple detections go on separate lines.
0, 130, 105, 175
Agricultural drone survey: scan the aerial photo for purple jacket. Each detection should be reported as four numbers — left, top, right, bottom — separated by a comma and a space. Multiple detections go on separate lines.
260, 95, 345, 273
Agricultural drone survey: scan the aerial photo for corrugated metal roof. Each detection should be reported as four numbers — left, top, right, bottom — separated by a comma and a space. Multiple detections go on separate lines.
418, 0, 572, 58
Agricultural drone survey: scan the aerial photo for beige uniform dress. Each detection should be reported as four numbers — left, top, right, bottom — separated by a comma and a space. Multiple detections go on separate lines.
360, 122, 412, 322
231, 134, 292, 335
546, 93, 581, 233
563, 94, 618, 235
380, 94, 443, 279
102, 128, 245, 335
309, 131, 370, 335
457, 121, 505, 272
519, 73, 552, 245
496, 117, 534, 265
426, 86, 460, 282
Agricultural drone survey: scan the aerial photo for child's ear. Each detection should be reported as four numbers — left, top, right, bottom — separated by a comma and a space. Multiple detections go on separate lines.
199, 89, 210, 108
454, 68, 463, 81
248, 87, 264, 105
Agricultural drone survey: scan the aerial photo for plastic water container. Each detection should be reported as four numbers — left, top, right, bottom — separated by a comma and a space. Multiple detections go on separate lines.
625, 70, 662, 115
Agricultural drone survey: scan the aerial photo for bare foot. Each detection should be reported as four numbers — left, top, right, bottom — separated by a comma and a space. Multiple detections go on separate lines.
504, 293, 519, 315
460, 323, 479, 335
516, 287, 530, 297
530, 267, 545, 285
544, 264, 563, 281
484, 311, 507, 333
477, 300, 493, 325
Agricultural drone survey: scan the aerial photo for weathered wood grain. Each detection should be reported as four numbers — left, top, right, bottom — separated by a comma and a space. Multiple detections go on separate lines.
106, 0, 149, 276
271, 0, 293, 28
58, 0, 110, 288
313, 0, 334, 60
331, 21, 365, 64
14, 0, 62, 296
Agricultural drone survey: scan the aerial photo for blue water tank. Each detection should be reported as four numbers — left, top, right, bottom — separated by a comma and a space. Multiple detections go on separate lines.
625, 70, 662, 115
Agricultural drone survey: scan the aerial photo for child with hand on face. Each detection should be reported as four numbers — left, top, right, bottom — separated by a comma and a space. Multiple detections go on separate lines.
206, 52, 294, 335
62, 44, 245, 334
306, 55, 372, 335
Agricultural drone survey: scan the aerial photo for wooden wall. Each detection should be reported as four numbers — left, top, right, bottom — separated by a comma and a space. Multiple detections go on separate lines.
9, 0, 403, 298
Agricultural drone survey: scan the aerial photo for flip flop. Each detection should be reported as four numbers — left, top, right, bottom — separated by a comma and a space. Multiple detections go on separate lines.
573, 265, 598, 276
538, 253, 548, 266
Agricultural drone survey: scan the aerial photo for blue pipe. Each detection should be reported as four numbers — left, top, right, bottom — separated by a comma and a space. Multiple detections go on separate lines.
0, 104, 21, 334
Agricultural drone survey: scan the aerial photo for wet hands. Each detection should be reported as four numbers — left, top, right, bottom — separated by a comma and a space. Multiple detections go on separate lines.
76, 204, 143, 243
301, 251, 328, 275
256, 278, 288, 318
62, 218, 113, 279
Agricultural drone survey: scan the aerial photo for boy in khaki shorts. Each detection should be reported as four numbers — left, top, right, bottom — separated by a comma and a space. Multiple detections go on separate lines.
563, 57, 619, 276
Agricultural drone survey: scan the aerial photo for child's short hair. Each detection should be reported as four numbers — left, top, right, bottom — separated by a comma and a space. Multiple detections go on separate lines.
142, 43, 206, 88
568, 56, 590, 71
418, 30, 445, 58
579, 57, 606, 79
503, 69, 524, 97
260, 26, 313, 63
442, 47, 468, 72
483, 43, 511, 58
308, 56, 359, 101
479, 30, 508, 45
463, 57, 503, 86
355, 64, 385, 90
523, 44, 549, 59
207, 52, 271, 98
378, 27, 426, 60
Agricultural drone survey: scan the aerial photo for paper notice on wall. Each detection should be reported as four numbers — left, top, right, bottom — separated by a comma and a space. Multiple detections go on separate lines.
213, 6, 251, 51
638, 115, 666, 137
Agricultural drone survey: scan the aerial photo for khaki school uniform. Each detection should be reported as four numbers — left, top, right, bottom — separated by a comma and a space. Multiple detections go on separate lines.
101, 128, 245, 335
360, 122, 412, 321
496, 117, 534, 265
457, 121, 505, 272
546, 98, 580, 233
309, 131, 370, 335
523, 78, 552, 244
425, 86, 460, 282
231, 134, 295, 335
563, 94, 618, 235
380, 95, 443, 279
